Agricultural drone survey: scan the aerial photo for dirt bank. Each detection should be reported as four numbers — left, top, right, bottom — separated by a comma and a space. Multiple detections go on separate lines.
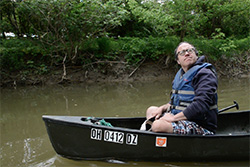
1, 61, 176, 87
1, 59, 249, 88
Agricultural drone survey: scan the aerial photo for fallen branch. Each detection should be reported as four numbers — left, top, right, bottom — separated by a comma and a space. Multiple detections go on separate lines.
129, 57, 147, 78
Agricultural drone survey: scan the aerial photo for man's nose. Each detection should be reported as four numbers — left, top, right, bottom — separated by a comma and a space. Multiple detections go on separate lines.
184, 51, 190, 56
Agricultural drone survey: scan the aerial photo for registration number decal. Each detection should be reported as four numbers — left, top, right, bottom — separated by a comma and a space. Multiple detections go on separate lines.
90, 128, 138, 145
104, 130, 124, 144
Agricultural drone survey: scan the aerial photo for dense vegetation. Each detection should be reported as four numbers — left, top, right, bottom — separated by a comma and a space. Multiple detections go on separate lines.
0, 0, 249, 85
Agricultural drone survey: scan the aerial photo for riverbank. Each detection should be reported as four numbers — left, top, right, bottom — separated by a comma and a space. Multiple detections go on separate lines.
1, 36, 249, 88
1, 57, 249, 88
0, 61, 173, 87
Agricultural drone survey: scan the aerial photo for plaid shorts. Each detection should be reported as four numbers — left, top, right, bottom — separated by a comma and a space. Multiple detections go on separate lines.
171, 120, 214, 135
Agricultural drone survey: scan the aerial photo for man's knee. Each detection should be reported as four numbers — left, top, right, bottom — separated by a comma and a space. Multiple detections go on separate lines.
151, 120, 173, 133
151, 120, 162, 132
146, 106, 157, 113
146, 106, 158, 118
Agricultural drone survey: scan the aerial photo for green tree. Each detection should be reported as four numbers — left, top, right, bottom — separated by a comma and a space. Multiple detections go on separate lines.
192, 0, 250, 38
124, 0, 249, 40
0, 0, 21, 37
127, 0, 174, 37
1, 0, 129, 80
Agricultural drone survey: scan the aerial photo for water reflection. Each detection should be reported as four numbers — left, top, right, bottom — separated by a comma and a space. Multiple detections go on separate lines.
0, 78, 249, 167
31, 155, 57, 167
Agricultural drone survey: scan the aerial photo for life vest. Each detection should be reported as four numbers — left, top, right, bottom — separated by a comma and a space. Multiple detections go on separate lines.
170, 63, 218, 115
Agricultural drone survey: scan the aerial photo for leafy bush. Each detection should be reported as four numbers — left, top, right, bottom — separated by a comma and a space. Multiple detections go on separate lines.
1, 36, 249, 73
184, 36, 250, 61
118, 36, 179, 64
0, 39, 47, 72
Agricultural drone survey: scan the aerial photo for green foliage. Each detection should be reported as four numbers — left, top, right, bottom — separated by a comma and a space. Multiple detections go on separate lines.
0, 39, 47, 72
1, 36, 249, 72
0, 0, 18, 34
119, 36, 179, 64
1, 0, 129, 64
97, 38, 113, 54
127, 0, 174, 36
1, 0, 249, 40
124, 0, 250, 39
184, 36, 250, 60
1, 0, 249, 77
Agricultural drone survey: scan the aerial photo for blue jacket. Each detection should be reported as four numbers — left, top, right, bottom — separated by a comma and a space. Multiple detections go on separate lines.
170, 56, 218, 133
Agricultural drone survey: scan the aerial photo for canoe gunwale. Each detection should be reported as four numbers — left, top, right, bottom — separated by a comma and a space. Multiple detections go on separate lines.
42, 110, 250, 138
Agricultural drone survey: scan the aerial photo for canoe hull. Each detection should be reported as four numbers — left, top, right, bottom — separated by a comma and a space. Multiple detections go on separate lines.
43, 111, 250, 162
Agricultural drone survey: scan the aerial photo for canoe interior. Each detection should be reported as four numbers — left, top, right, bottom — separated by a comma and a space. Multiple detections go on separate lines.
92, 110, 250, 135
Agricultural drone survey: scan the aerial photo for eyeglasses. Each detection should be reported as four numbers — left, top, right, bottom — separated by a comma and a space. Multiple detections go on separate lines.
177, 48, 195, 56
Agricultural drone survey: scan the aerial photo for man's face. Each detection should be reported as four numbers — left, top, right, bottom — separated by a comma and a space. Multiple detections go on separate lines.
176, 43, 198, 72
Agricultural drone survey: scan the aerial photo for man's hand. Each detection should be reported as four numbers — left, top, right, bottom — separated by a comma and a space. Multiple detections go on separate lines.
155, 103, 171, 119
160, 113, 175, 122
160, 112, 187, 122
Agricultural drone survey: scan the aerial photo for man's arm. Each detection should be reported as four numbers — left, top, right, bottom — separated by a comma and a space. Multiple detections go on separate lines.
182, 68, 218, 120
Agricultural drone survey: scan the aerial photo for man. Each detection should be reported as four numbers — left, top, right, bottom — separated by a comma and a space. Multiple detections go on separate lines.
146, 42, 218, 135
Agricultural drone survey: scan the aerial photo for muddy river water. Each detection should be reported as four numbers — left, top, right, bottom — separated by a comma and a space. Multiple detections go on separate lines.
0, 78, 249, 167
